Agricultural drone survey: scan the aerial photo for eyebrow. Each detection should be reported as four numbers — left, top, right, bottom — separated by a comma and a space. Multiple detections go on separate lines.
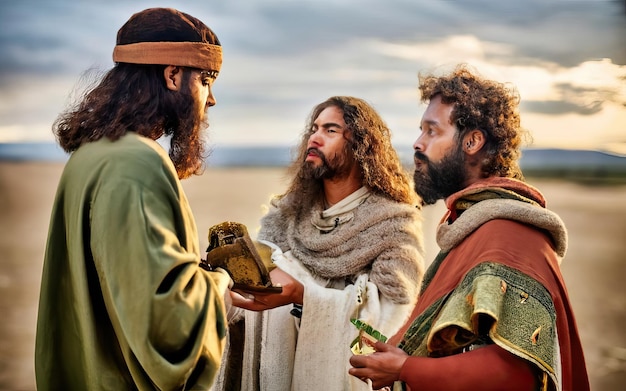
420, 119, 443, 129
314, 120, 344, 130
317, 123, 344, 134
422, 119, 440, 127
324, 122, 343, 128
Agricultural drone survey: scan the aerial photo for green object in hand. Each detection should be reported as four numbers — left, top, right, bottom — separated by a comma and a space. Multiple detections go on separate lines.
350, 318, 388, 343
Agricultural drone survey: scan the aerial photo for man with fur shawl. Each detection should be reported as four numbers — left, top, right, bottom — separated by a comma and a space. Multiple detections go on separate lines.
213, 96, 425, 390
349, 65, 590, 391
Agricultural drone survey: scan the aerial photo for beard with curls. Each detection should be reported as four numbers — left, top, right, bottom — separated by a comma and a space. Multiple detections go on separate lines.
166, 75, 209, 179
300, 145, 354, 181
413, 141, 467, 205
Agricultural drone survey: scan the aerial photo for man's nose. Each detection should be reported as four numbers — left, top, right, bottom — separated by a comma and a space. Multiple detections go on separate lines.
207, 88, 216, 107
308, 129, 323, 146
413, 134, 424, 151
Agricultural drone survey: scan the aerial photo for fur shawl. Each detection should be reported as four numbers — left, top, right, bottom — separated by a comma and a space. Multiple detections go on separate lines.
258, 192, 424, 304
438, 177, 567, 259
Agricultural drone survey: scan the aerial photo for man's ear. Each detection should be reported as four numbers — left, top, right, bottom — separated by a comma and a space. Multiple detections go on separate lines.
463, 129, 486, 155
164, 65, 182, 91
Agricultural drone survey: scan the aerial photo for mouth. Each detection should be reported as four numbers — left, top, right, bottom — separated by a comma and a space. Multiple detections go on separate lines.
306, 148, 320, 161
414, 151, 429, 168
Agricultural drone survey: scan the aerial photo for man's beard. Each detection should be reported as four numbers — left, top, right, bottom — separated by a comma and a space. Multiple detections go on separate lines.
166, 82, 208, 179
300, 146, 352, 180
413, 142, 467, 205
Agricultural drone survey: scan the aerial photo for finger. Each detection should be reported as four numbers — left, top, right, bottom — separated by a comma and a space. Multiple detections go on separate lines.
230, 290, 280, 311
231, 286, 281, 298
348, 367, 366, 379
374, 341, 391, 352
251, 295, 272, 305
230, 290, 254, 301
229, 291, 255, 308
349, 354, 366, 367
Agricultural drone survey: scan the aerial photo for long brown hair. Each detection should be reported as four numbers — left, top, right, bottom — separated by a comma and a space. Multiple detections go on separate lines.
280, 96, 418, 210
53, 8, 220, 178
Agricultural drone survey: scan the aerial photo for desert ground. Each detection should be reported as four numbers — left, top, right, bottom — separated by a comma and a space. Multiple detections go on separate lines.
0, 161, 624, 390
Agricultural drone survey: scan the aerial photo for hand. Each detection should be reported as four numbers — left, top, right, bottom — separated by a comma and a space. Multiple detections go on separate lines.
349, 341, 409, 390
229, 267, 304, 311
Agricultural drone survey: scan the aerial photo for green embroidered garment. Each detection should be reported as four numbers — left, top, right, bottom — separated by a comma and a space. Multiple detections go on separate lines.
402, 262, 558, 371
396, 177, 589, 391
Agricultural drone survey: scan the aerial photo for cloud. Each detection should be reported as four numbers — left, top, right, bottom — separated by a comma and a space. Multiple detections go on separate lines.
517, 59, 626, 115
0, 0, 625, 149
523, 100, 604, 116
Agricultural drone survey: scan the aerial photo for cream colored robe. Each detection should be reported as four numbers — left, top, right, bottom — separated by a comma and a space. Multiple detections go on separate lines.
244, 245, 413, 391
214, 189, 424, 390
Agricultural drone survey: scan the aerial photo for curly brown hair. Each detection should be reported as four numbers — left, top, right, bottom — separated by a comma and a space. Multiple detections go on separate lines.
282, 96, 418, 207
419, 64, 528, 179
53, 8, 220, 179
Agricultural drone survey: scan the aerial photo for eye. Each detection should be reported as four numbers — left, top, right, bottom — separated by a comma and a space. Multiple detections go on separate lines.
421, 126, 435, 137
200, 70, 218, 86
200, 70, 219, 78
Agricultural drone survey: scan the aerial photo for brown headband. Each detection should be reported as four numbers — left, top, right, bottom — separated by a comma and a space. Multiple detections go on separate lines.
112, 41, 222, 72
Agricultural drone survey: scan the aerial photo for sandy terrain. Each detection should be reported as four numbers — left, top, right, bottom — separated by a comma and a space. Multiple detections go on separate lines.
0, 161, 624, 390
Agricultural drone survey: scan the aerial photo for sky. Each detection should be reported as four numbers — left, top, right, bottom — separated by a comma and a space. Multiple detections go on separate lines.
0, 0, 625, 153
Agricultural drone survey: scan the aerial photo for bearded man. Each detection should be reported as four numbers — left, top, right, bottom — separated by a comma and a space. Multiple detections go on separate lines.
213, 96, 425, 391
349, 65, 590, 391
35, 8, 232, 390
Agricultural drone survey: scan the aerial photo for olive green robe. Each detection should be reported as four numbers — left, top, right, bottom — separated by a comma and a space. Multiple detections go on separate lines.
35, 133, 229, 390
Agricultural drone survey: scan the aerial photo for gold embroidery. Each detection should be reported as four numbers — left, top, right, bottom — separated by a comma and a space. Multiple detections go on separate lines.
520, 291, 529, 303
531, 326, 542, 345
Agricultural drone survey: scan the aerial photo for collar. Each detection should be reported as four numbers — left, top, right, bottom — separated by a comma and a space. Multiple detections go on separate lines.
311, 186, 371, 232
